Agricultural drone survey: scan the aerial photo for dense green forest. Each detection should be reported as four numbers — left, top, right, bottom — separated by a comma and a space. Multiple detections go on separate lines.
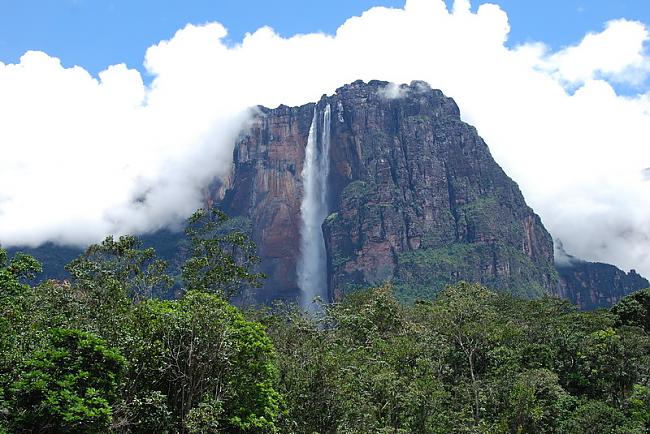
1, 210, 649, 433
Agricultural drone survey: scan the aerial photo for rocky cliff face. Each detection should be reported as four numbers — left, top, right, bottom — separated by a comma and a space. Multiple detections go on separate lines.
320, 81, 557, 301
213, 104, 315, 302
556, 255, 649, 310
9, 79, 646, 308
214, 80, 558, 303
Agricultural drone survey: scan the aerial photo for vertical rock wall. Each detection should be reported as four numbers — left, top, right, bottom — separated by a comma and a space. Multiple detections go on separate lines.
214, 80, 559, 303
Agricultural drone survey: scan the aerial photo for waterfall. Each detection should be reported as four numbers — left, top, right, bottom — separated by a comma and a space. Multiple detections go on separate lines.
298, 104, 331, 310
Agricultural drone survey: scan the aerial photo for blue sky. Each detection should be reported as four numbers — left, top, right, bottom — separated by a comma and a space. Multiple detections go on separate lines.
0, 0, 648, 76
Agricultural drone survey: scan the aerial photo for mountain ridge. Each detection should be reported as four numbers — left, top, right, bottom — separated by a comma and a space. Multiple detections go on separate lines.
6, 79, 648, 309
214, 79, 556, 302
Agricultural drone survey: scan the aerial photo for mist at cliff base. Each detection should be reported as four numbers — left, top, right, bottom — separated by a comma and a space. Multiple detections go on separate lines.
1, 0, 649, 277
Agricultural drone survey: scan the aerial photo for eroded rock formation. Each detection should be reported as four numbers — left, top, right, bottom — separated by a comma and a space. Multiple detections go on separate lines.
215, 80, 558, 302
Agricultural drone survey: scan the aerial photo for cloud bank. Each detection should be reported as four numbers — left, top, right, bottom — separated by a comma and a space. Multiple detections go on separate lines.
1, 0, 649, 277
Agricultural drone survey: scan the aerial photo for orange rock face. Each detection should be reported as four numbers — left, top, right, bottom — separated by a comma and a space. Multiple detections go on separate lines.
212, 80, 559, 303
216, 104, 315, 302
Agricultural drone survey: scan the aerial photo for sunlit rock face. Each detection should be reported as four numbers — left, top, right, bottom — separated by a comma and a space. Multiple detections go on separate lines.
320, 80, 556, 301
13, 80, 645, 308
216, 80, 650, 308
214, 103, 314, 303
213, 80, 558, 303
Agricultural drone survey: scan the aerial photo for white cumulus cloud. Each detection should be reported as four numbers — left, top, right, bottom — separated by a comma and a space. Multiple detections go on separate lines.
0, 0, 649, 279
546, 19, 650, 85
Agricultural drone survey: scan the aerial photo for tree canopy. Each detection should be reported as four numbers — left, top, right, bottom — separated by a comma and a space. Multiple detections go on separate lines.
0, 208, 648, 433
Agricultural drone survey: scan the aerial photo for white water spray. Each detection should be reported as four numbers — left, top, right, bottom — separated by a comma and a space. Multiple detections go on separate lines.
298, 104, 331, 310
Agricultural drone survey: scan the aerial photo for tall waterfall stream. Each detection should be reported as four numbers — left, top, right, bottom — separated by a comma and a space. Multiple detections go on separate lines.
297, 104, 331, 310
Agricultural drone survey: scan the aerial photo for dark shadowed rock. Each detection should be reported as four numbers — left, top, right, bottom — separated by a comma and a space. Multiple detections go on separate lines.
215, 80, 558, 303
12, 80, 644, 309
555, 245, 649, 310
320, 80, 557, 300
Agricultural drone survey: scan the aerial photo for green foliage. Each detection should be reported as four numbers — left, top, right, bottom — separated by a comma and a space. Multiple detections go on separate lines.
498, 369, 573, 433
325, 212, 339, 224
625, 384, 650, 429
330, 251, 350, 268
185, 397, 223, 433
2, 221, 650, 433
129, 290, 282, 432
65, 235, 172, 303
0, 248, 42, 297
116, 390, 173, 433
573, 328, 632, 402
341, 180, 375, 201
265, 284, 650, 433
9, 328, 124, 433
0, 210, 281, 433
612, 287, 650, 332
182, 208, 263, 299
425, 282, 500, 425
0, 248, 44, 431
561, 400, 643, 433
396, 242, 549, 301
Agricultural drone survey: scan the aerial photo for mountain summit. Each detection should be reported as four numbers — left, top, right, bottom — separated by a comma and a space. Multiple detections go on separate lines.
212, 80, 558, 303
11, 80, 647, 309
